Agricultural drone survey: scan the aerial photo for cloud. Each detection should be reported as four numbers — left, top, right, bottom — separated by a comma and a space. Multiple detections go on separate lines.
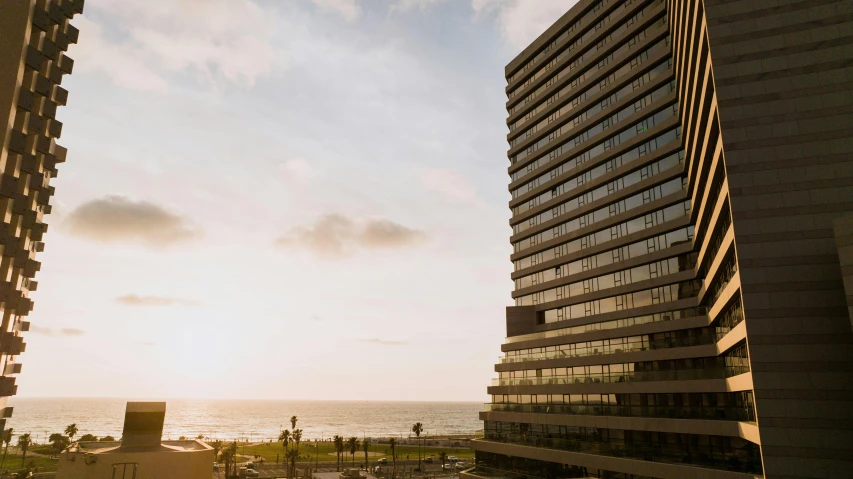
472, 0, 580, 50
72, 0, 279, 90
140, 341, 156, 346
29, 327, 85, 337
390, 0, 447, 13
116, 294, 199, 307
275, 214, 427, 258
310, 0, 361, 21
279, 158, 321, 185
359, 338, 407, 346
65, 196, 200, 248
420, 168, 477, 203
311, 315, 322, 321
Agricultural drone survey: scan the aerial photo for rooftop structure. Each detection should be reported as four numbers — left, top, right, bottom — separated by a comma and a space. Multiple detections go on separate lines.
57, 402, 215, 479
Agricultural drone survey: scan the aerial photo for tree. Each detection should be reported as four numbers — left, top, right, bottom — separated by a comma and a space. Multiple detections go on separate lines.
17, 433, 31, 468
333, 435, 344, 472
278, 430, 291, 478
438, 451, 447, 472
221, 441, 238, 478
2, 427, 12, 470
64, 424, 78, 444
292, 429, 303, 478
287, 448, 299, 478
99, 436, 116, 442
389, 438, 397, 477
412, 423, 423, 471
347, 437, 359, 468
78, 434, 97, 442
362, 438, 370, 471
211, 440, 222, 464
196, 434, 204, 441
48, 433, 70, 454
290, 416, 298, 431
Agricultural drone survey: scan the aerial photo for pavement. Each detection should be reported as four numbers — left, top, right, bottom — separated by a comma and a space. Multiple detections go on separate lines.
213, 463, 464, 479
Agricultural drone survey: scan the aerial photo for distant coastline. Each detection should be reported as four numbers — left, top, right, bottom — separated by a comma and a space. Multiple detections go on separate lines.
6, 397, 484, 444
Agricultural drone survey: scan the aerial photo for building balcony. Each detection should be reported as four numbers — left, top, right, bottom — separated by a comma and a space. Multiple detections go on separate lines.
0, 377, 17, 397
492, 367, 731, 387
0, 333, 25, 356
500, 334, 716, 364
483, 401, 755, 422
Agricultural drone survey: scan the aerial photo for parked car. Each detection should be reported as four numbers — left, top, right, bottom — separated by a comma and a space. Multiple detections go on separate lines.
213, 462, 219, 472
442, 464, 454, 471
247, 462, 255, 469
448, 456, 458, 463
377, 458, 388, 464
455, 462, 467, 470
423, 457, 434, 464
245, 469, 260, 478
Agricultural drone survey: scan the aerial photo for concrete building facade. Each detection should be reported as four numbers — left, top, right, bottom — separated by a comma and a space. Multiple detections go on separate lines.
471, 1, 853, 478
0, 0, 82, 433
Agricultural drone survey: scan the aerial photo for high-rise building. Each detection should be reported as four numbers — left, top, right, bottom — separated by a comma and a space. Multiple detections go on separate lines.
0, 0, 83, 431
471, 1, 853, 478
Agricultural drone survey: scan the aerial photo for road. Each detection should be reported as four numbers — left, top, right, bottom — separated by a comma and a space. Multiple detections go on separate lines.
214, 461, 468, 479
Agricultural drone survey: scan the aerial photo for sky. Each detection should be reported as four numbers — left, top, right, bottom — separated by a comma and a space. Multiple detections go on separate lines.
15, 0, 578, 402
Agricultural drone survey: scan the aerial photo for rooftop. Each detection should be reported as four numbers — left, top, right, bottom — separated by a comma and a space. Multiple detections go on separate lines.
70, 439, 212, 455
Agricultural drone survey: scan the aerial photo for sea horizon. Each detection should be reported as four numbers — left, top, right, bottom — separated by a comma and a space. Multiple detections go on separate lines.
5, 397, 484, 444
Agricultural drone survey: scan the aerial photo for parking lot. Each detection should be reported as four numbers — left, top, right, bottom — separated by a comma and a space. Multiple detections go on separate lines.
213, 461, 466, 479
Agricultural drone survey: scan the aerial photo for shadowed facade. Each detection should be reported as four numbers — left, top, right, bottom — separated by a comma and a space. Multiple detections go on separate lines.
0, 0, 83, 433
469, 1, 853, 478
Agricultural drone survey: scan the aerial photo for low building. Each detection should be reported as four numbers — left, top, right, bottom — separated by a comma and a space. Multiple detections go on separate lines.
57, 402, 214, 479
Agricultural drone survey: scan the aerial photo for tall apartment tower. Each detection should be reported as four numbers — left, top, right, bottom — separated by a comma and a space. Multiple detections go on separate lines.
0, 0, 83, 431
471, 1, 853, 478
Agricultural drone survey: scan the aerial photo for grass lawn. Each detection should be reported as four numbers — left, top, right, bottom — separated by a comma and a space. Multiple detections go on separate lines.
237, 441, 474, 464
0, 454, 58, 473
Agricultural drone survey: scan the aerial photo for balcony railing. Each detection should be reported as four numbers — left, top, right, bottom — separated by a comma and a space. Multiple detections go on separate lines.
481, 433, 762, 474
491, 367, 731, 387
501, 334, 715, 364
504, 307, 707, 344
483, 402, 755, 422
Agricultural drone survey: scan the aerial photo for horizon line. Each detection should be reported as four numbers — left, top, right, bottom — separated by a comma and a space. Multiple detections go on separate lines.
10, 396, 485, 403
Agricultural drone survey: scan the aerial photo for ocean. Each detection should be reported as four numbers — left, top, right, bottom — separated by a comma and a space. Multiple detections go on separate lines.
5, 398, 483, 444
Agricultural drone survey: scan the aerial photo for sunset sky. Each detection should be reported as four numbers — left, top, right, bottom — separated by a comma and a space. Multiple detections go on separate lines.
16, 0, 577, 401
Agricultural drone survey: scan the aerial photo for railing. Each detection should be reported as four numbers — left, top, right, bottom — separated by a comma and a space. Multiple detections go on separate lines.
491, 367, 731, 387
504, 307, 708, 344
482, 434, 761, 474
468, 465, 546, 479
500, 334, 715, 364
483, 402, 755, 422
714, 300, 743, 340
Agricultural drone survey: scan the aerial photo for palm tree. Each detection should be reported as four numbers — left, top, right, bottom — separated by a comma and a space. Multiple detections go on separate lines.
292, 429, 303, 478
290, 416, 298, 431
222, 441, 238, 477
362, 438, 370, 471
438, 451, 447, 472
287, 448, 299, 478
211, 440, 222, 464
411, 423, 423, 471
333, 435, 344, 472
1, 428, 12, 470
17, 433, 31, 468
278, 430, 291, 478
347, 437, 358, 468
389, 437, 397, 477
64, 424, 78, 444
